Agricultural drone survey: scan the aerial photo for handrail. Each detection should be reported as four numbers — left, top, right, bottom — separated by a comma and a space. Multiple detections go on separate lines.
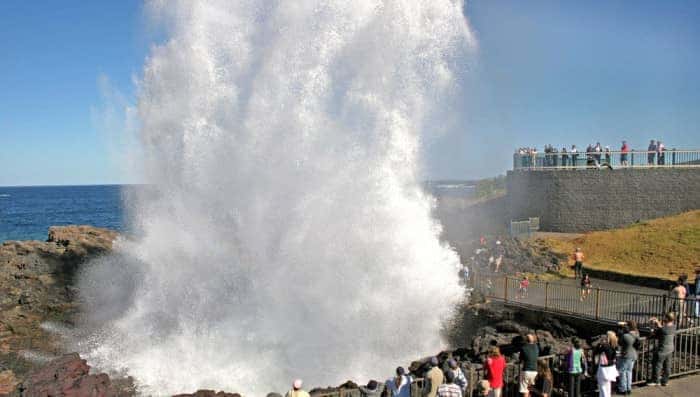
471, 274, 698, 329
513, 149, 700, 170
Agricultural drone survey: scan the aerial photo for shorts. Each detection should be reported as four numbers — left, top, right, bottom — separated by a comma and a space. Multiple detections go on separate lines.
519, 370, 538, 393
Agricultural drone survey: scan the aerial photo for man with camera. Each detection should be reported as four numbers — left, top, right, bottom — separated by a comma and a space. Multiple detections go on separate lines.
647, 313, 677, 387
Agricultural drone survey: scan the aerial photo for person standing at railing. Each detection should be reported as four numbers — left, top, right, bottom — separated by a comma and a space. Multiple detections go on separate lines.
594, 331, 619, 397
620, 141, 630, 166
581, 274, 592, 301
565, 337, 588, 397
484, 346, 505, 397
476, 380, 491, 397
447, 359, 467, 395
386, 367, 412, 397
593, 142, 603, 167
604, 146, 611, 167
647, 140, 657, 165
561, 147, 569, 167
436, 370, 462, 397
648, 313, 676, 387
657, 141, 666, 165
669, 280, 687, 323
359, 380, 384, 397
572, 248, 585, 279
285, 379, 311, 397
423, 357, 444, 397
519, 334, 540, 397
617, 321, 640, 395
535, 359, 553, 397
694, 268, 700, 320
571, 145, 579, 167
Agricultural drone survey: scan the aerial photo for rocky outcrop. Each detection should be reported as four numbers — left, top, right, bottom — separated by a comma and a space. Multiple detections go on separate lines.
10, 353, 133, 397
0, 226, 117, 393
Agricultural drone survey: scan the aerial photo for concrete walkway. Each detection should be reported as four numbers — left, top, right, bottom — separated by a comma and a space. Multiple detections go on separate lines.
476, 274, 675, 327
632, 374, 700, 396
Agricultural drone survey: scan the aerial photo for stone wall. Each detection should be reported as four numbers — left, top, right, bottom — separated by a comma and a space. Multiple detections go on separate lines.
507, 168, 700, 232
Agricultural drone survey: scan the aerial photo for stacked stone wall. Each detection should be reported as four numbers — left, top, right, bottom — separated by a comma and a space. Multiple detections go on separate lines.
506, 168, 700, 232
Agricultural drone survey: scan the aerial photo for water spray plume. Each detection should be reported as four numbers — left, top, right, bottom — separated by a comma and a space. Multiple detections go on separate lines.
78, 1, 475, 394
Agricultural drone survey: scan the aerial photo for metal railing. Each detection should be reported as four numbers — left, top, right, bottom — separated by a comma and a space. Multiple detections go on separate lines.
309, 327, 700, 397
513, 149, 700, 170
472, 274, 698, 329
509, 217, 540, 238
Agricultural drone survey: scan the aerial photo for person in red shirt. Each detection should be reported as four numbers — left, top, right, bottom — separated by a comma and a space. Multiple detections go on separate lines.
620, 141, 629, 166
485, 346, 506, 397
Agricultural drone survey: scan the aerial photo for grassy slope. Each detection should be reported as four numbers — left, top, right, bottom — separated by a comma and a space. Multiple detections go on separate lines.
536, 210, 700, 280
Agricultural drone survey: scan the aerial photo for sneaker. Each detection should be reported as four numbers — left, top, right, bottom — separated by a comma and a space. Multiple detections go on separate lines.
646, 382, 659, 386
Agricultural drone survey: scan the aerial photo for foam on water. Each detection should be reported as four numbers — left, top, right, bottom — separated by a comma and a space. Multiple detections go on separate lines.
77, 1, 475, 394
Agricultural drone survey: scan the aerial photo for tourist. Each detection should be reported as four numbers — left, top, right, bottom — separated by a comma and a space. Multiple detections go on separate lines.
593, 142, 603, 166
436, 370, 462, 397
648, 313, 676, 386
573, 247, 584, 279
694, 268, 700, 319
561, 147, 569, 167
657, 140, 665, 165
484, 346, 505, 397
536, 359, 553, 397
359, 380, 384, 397
604, 146, 611, 166
586, 144, 594, 166
571, 145, 579, 167
679, 274, 691, 323
519, 276, 530, 299
447, 359, 467, 394
580, 274, 592, 301
423, 357, 444, 397
285, 379, 311, 397
670, 280, 687, 322
620, 141, 629, 166
386, 367, 412, 397
595, 331, 619, 397
617, 321, 640, 395
647, 140, 657, 165
519, 333, 540, 397
565, 337, 587, 397
476, 380, 491, 397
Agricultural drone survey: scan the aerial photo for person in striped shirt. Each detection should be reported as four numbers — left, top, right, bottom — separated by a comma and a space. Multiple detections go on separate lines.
436, 370, 462, 397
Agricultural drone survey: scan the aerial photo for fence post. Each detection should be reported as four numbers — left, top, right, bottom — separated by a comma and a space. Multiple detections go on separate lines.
504, 276, 509, 302
545, 282, 549, 310
595, 288, 601, 319
662, 294, 668, 315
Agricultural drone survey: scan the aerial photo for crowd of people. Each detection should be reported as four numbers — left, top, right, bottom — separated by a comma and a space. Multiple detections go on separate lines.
281, 310, 677, 397
515, 139, 671, 168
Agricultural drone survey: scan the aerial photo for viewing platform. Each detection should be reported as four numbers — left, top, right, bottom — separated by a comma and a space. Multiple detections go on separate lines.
513, 149, 700, 170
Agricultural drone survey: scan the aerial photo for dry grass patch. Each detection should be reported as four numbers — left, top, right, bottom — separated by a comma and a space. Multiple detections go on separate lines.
535, 210, 700, 280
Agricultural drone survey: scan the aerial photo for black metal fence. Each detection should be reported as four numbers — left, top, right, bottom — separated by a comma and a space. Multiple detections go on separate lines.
472, 274, 698, 329
513, 150, 700, 170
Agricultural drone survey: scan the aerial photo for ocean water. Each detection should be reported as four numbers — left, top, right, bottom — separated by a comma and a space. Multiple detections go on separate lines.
0, 185, 126, 242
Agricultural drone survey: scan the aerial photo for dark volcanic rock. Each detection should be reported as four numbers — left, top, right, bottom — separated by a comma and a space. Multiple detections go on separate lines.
173, 391, 241, 397
10, 353, 133, 397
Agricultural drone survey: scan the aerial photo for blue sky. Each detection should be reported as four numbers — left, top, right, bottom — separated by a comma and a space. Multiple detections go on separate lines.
1, 0, 699, 185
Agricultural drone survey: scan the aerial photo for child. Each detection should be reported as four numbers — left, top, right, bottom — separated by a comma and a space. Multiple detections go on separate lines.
519, 276, 530, 299
581, 274, 592, 301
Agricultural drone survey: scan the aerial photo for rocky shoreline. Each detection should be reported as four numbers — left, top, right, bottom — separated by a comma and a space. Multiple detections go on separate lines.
0, 226, 604, 396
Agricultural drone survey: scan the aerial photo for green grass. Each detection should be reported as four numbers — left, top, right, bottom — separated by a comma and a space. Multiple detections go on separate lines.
537, 210, 700, 280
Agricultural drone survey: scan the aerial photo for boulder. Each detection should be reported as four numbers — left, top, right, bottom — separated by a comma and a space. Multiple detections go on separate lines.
11, 353, 131, 397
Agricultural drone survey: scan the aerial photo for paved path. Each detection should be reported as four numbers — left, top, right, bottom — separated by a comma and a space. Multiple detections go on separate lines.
475, 274, 677, 327
633, 374, 700, 396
